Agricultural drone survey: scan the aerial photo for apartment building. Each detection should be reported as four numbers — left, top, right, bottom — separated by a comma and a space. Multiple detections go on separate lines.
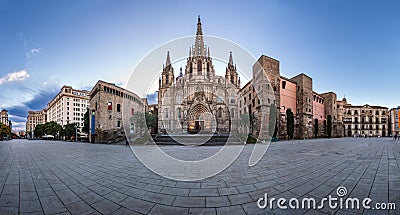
47, 86, 90, 130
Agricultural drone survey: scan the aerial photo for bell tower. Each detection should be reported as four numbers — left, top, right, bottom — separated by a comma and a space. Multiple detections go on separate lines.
159, 51, 174, 103
225, 51, 240, 88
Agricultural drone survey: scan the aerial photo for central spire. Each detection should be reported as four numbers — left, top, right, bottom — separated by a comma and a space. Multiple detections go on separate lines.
196, 15, 203, 36
194, 15, 205, 56
229, 51, 233, 65
166, 51, 171, 66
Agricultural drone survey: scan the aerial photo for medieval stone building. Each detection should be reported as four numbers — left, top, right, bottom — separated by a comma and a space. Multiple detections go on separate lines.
158, 17, 240, 134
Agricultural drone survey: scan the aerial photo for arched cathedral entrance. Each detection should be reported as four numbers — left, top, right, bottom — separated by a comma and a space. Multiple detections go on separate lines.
187, 104, 216, 133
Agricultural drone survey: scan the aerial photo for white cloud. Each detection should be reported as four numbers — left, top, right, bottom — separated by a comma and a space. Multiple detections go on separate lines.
26, 48, 40, 59
0, 70, 30, 85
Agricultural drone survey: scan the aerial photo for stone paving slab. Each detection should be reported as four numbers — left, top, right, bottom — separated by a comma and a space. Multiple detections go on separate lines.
0, 138, 399, 214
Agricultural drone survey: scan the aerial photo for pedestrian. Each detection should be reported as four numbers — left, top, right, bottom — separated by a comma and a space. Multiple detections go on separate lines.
394, 133, 398, 141
126, 139, 129, 146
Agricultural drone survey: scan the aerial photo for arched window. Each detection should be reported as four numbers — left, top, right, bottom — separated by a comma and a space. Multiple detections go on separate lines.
230, 92, 235, 104
177, 108, 181, 119
218, 107, 223, 118
217, 90, 223, 103
165, 108, 168, 119
197, 60, 202, 75
230, 108, 235, 118
165, 74, 169, 84
176, 95, 182, 104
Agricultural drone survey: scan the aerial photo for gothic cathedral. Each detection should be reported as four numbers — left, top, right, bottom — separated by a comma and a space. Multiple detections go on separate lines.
158, 16, 240, 134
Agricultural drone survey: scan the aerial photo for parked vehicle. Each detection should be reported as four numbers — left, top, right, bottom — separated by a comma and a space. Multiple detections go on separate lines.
42, 134, 55, 140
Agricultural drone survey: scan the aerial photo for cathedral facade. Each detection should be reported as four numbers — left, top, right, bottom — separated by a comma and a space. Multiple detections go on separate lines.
158, 17, 240, 134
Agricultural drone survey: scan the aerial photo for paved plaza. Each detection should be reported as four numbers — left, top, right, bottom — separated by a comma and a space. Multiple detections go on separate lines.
0, 138, 399, 215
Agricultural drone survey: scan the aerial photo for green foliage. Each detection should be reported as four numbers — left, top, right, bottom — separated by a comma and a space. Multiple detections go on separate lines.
239, 112, 258, 135
0, 123, 11, 139
249, 112, 259, 134
45, 121, 62, 136
131, 111, 146, 137
64, 123, 77, 137
34, 124, 45, 137
34, 121, 62, 138
314, 118, 318, 138
246, 134, 257, 143
327, 115, 332, 138
82, 108, 89, 134
286, 109, 294, 139
145, 112, 158, 134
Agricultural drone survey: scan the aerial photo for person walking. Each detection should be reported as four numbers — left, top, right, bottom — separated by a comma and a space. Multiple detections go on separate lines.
394, 133, 398, 141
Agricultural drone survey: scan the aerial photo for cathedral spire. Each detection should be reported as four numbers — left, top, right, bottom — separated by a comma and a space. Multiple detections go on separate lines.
194, 16, 205, 56
196, 15, 203, 36
229, 51, 233, 65
166, 51, 171, 66
179, 66, 183, 77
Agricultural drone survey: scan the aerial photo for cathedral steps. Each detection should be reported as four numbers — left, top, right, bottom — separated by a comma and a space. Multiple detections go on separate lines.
152, 134, 244, 146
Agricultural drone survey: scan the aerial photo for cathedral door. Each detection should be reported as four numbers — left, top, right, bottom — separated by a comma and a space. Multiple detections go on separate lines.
195, 120, 204, 131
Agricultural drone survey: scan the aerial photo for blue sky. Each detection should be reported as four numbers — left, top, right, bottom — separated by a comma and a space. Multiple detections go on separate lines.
0, 0, 399, 131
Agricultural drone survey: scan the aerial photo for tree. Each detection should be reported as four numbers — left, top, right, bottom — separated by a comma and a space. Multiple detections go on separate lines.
145, 112, 158, 134
131, 111, 146, 137
64, 123, 77, 139
286, 109, 294, 139
327, 115, 332, 138
314, 118, 318, 138
249, 112, 259, 135
0, 123, 11, 140
34, 122, 62, 138
82, 108, 89, 134
44, 121, 62, 137
34, 124, 45, 137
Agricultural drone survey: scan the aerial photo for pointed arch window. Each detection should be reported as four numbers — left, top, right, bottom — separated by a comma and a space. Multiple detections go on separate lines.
177, 108, 181, 119
197, 60, 202, 75
230, 92, 235, 104
218, 107, 223, 118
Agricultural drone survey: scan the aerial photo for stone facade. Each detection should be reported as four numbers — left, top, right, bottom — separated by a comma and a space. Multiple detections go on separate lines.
312, 92, 325, 137
279, 77, 297, 138
158, 17, 239, 135
320, 92, 344, 137
341, 99, 389, 137
89, 80, 145, 143
290, 74, 314, 139
26, 109, 47, 137
389, 107, 400, 136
